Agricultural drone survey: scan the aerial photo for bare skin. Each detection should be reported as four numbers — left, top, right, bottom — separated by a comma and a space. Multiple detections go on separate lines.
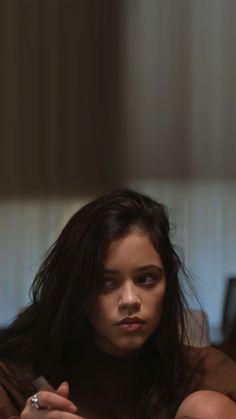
175, 390, 236, 419
89, 231, 166, 357
21, 382, 85, 419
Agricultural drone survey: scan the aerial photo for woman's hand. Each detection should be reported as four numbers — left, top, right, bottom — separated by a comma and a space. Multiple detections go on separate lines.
21, 382, 85, 418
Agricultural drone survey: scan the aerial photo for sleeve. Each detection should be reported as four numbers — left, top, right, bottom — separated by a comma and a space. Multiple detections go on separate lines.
0, 385, 20, 419
0, 361, 31, 419
197, 346, 236, 402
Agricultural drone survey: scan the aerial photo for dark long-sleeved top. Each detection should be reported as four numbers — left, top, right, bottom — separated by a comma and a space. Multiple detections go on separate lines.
0, 346, 236, 419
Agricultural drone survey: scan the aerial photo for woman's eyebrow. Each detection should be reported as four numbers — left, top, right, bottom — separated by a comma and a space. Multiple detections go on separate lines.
135, 265, 164, 273
103, 269, 119, 274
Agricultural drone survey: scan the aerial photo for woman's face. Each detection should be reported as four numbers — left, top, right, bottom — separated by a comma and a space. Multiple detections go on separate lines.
89, 230, 166, 357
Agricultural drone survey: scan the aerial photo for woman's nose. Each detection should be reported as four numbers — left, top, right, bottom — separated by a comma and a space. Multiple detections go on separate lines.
118, 282, 141, 311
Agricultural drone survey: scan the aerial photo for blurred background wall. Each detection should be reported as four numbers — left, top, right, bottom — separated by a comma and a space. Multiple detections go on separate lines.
0, 0, 236, 344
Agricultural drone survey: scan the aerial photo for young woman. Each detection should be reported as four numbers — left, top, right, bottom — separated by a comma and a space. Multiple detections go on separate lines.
0, 188, 235, 419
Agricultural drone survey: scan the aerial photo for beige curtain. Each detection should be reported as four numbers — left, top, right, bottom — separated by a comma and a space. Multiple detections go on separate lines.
1, 1, 236, 194
120, 0, 236, 180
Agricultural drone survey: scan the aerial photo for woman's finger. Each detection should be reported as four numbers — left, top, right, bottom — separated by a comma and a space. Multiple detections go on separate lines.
56, 381, 70, 399
27, 391, 77, 413
22, 405, 85, 419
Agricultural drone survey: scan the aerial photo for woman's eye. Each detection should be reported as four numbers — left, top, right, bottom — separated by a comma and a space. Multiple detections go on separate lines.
101, 278, 117, 288
138, 275, 156, 286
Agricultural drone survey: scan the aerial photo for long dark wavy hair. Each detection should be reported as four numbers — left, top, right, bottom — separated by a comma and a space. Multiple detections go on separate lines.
0, 188, 199, 418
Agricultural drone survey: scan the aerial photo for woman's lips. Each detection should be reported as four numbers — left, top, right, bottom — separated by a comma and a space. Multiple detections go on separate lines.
116, 317, 145, 332
117, 323, 144, 332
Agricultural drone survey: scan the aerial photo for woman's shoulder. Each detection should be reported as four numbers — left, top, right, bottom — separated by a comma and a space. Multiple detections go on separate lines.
188, 345, 236, 402
191, 345, 236, 371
